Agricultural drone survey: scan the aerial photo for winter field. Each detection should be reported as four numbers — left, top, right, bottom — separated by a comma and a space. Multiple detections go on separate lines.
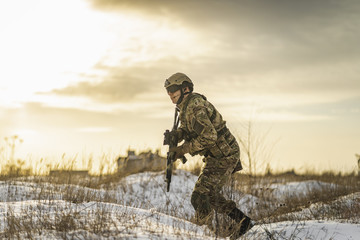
0, 168, 359, 240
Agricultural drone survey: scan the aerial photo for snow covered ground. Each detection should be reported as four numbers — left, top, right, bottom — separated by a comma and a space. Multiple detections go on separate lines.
0, 170, 359, 239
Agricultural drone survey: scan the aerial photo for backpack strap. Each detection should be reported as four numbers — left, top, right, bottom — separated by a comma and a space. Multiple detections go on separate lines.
182, 93, 216, 121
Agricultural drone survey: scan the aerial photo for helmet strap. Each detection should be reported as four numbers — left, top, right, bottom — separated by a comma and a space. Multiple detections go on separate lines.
176, 88, 190, 105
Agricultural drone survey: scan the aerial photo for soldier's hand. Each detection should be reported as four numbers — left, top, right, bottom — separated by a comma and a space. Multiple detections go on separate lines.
170, 129, 184, 141
169, 142, 190, 160
169, 146, 184, 160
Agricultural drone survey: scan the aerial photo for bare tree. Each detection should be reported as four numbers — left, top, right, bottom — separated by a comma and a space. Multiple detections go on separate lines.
236, 119, 277, 176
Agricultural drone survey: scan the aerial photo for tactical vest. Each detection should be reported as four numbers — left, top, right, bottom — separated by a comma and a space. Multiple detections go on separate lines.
180, 93, 238, 159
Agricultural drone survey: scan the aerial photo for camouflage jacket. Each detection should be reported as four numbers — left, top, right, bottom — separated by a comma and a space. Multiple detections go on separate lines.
177, 93, 239, 159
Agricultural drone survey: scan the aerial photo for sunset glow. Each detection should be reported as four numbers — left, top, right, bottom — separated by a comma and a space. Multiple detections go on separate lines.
1, 0, 359, 174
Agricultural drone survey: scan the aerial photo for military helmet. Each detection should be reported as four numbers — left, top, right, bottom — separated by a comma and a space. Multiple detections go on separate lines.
164, 72, 193, 88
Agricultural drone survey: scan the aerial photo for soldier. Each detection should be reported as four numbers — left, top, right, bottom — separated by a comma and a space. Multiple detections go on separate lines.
165, 72, 254, 239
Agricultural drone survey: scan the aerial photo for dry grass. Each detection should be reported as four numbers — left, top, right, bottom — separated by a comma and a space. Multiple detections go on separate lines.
0, 137, 359, 239
0, 168, 359, 239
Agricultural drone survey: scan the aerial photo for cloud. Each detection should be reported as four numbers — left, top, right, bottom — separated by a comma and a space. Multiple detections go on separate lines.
49, 73, 151, 103
45, 0, 359, 114
0, 102, 172, 158
145, 1, 357, 63
88, 0, 360, 81
77, 127, 112, 133
1, 101, 170, 133
89, 0, 360, 41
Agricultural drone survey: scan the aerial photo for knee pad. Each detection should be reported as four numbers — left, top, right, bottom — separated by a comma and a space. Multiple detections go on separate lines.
191, 191, 209, 207
191, 191, 202, 210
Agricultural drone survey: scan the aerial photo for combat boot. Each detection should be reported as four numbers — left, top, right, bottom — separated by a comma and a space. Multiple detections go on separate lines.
192, 211, 214, 230
229, 216, 255, 239
227, 208, 254, 239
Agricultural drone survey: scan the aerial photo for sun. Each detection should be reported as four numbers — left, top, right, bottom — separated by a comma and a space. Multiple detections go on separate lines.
0, 0, 115, 106
0, 0, 200, 109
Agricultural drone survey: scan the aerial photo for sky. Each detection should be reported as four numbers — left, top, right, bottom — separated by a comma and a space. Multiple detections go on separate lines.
0, 0, 359, 174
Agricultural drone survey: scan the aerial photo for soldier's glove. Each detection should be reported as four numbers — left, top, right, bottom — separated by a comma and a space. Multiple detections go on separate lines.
173, 128, 185, 141
169, 142, 190, 160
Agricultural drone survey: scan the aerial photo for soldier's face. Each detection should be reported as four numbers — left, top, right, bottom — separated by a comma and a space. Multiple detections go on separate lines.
168, 89, 181, 104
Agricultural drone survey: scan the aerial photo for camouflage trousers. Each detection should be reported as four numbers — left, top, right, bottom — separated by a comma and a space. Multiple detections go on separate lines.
191, 149, 240, 225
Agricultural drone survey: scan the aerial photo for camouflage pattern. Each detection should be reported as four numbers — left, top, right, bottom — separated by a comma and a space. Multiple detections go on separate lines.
176, 92, 242, 224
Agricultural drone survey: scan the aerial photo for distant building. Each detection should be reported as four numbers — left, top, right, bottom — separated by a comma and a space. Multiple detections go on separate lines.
117, 149, 166, 175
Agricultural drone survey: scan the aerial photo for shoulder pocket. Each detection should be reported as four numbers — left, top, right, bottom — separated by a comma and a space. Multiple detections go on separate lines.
191, 117, 205, 135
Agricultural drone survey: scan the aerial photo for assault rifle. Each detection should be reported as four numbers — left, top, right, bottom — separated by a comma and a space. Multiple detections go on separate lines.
163, 108, 187, 192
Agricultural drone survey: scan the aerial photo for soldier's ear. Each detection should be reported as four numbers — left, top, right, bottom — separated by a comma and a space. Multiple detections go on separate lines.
183, 87, 190, 93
